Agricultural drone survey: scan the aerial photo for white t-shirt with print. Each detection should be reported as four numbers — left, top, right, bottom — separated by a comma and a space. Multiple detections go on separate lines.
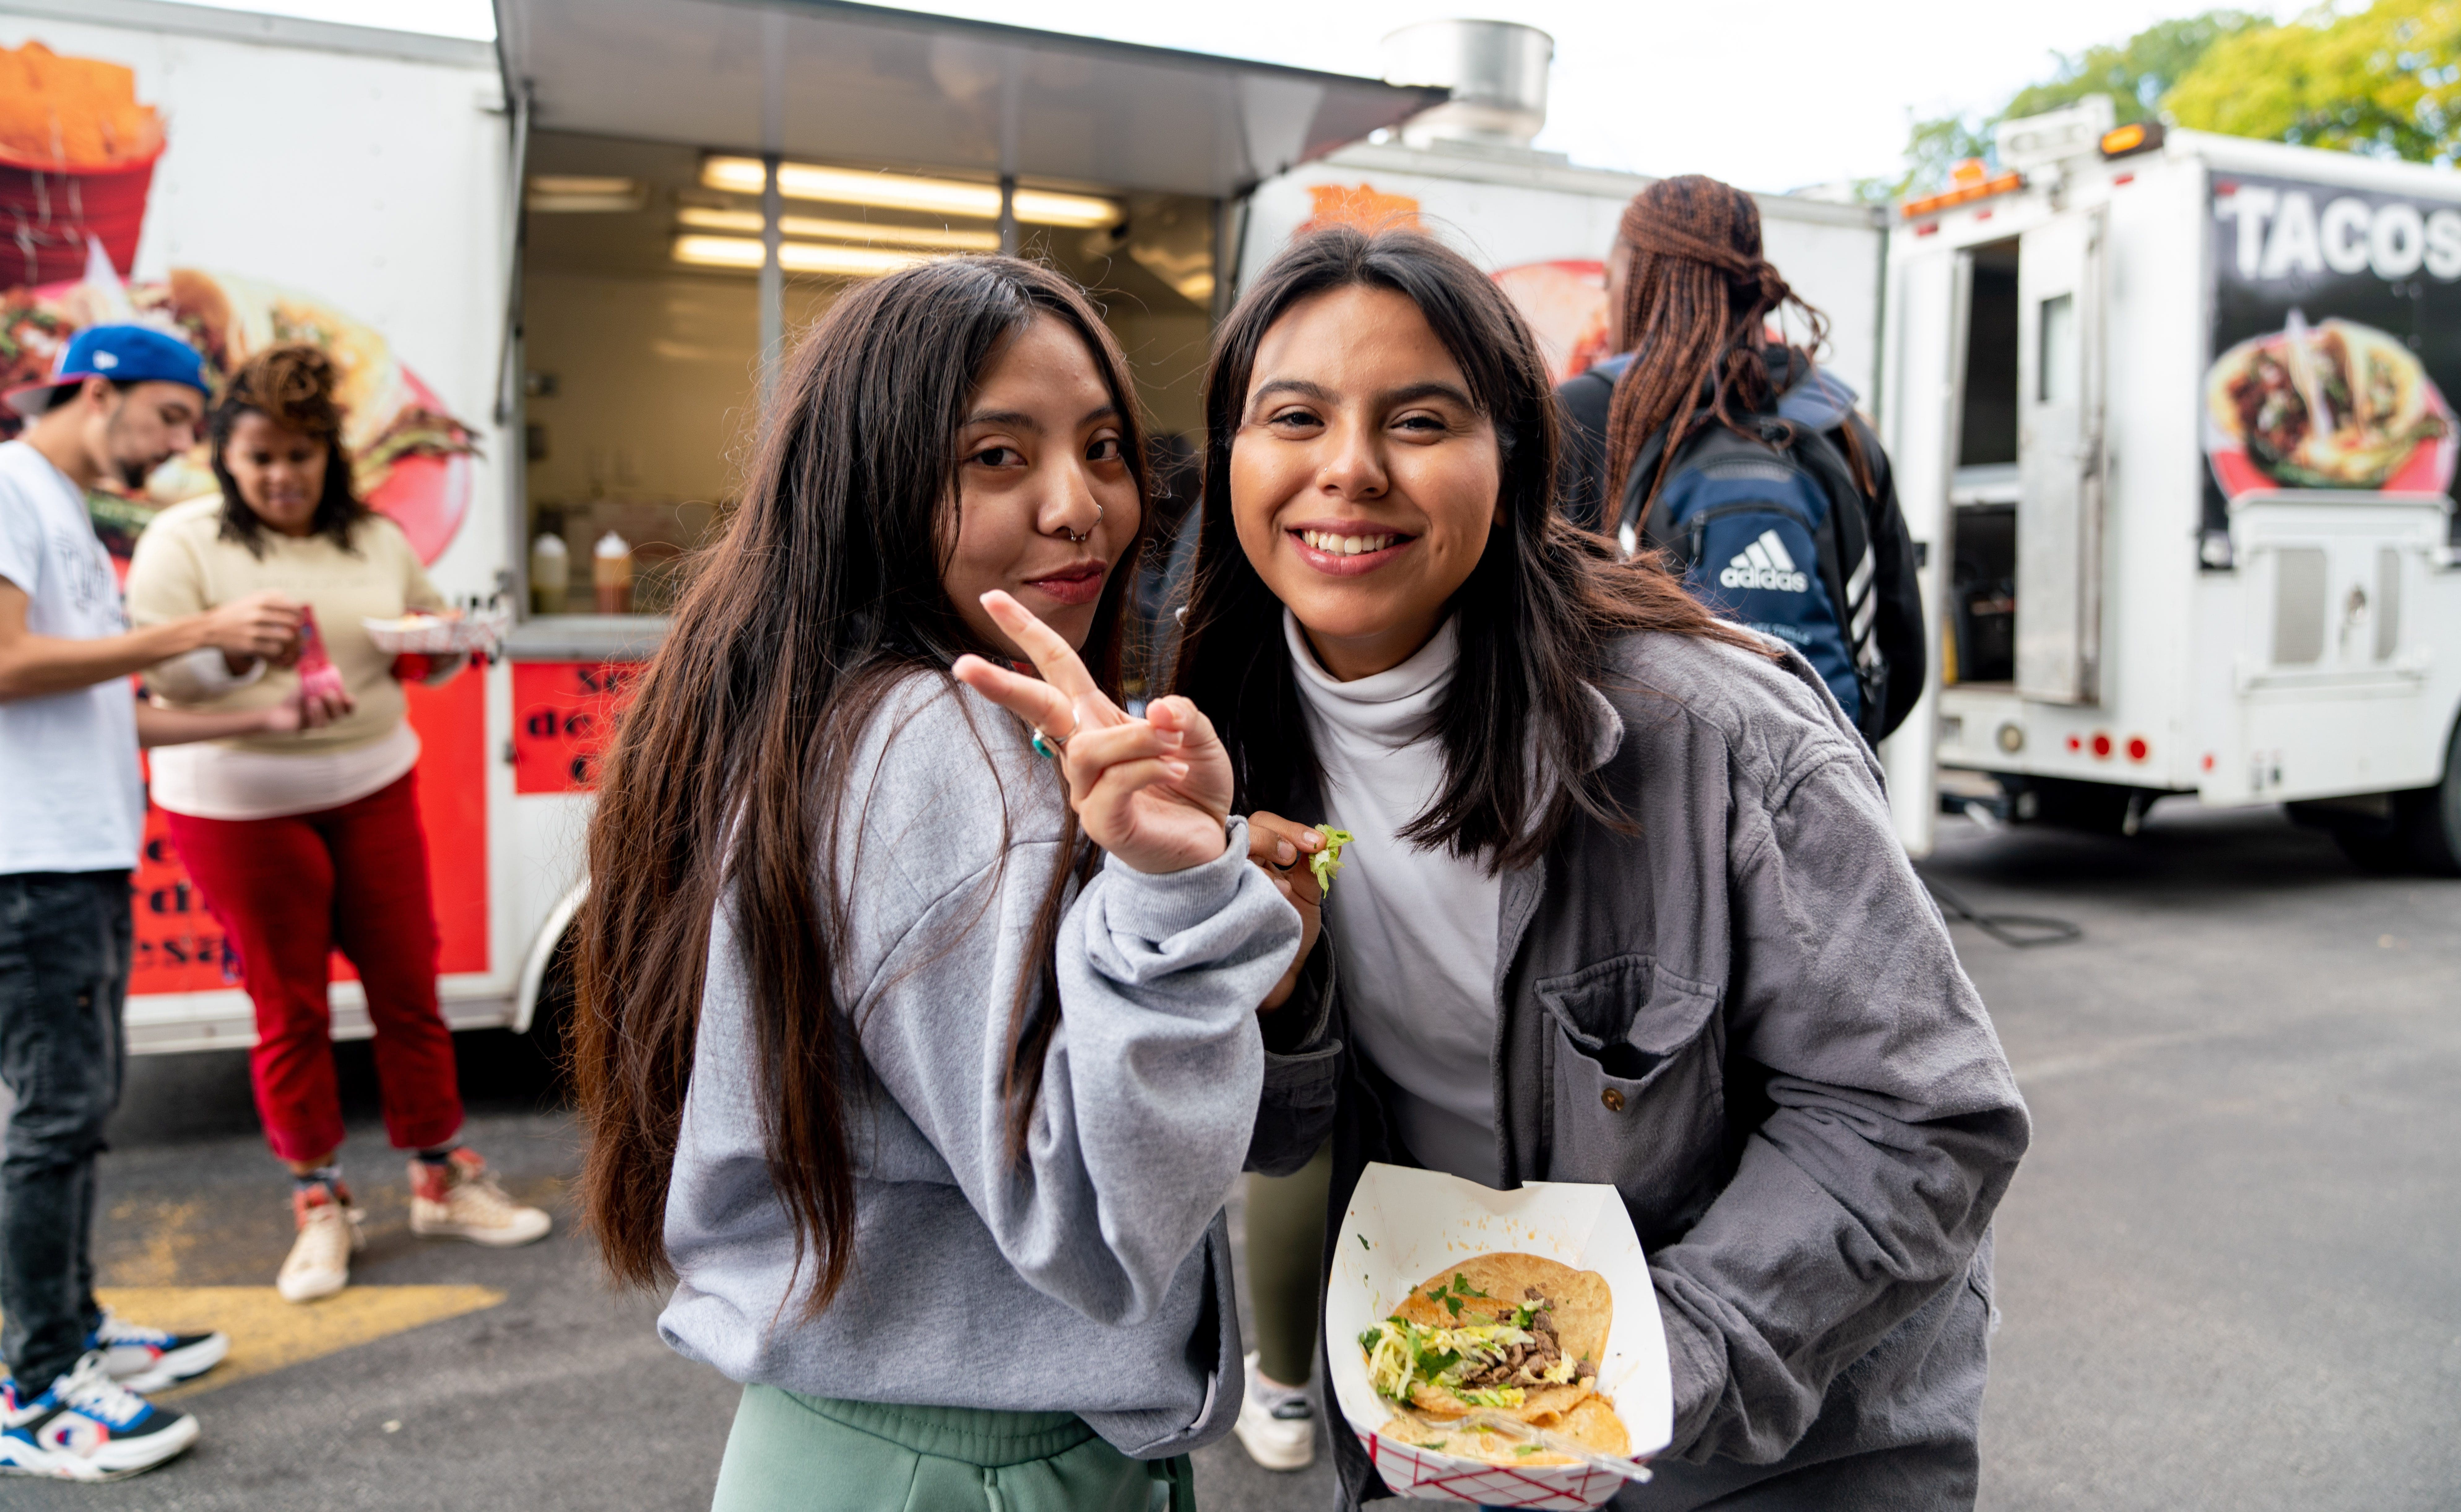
0, 440, 144, 874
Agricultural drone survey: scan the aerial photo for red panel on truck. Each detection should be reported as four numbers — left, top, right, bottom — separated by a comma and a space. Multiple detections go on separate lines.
511, 660, 640, 794
130, 667, 491, 995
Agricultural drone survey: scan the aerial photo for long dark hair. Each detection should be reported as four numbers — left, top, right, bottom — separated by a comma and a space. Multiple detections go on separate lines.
1602, 175, 1846, 531
573, 256, 1148, 1310
209, 344, 368, 556
1172, 227, 1763, 872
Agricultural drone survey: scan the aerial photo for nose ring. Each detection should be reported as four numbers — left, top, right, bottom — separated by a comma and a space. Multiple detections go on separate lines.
1061, 502, 1104, 545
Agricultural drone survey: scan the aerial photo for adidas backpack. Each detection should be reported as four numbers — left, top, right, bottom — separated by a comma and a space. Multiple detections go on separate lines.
1616, 416, 1887, 738
1558, 350, 1925, 745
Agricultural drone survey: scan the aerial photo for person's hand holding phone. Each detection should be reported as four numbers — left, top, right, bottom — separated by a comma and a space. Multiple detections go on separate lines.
953, 590, 1234, 875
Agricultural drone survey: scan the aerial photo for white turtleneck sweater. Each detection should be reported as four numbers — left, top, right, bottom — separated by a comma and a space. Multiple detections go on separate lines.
1286, 610, 1504, 1186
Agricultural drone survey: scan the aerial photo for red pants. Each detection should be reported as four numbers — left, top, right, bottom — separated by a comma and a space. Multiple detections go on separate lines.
164, 773, 463, 1163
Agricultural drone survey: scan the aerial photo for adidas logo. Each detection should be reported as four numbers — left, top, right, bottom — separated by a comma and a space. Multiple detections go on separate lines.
1718, 530, 1810, 593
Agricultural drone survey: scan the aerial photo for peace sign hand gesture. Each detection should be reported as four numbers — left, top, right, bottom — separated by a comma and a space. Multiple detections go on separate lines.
952, 590, 1236, 875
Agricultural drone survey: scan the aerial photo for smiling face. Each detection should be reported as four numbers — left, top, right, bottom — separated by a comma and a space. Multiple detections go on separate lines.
222, 411, 330, 537
943, 313, 1141, 657
1230, 285, 1502, 681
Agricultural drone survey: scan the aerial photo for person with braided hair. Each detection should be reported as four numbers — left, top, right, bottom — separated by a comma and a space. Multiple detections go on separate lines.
1559, 175, 1926, 744
124, 344, 550, 1307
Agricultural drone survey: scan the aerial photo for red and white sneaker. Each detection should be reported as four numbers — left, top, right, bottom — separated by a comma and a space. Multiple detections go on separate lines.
87, 1308, 228, 1394
408, 1149, 551, 1247
278, 1179, 366, 1303
0, 1353, 199, 1481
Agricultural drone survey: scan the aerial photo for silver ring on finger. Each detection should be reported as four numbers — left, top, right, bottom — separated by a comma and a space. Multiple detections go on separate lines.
1029, 713, 1079, 761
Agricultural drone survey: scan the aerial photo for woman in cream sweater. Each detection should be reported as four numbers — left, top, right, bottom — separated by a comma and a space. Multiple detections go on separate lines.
125, 346, 549, 1303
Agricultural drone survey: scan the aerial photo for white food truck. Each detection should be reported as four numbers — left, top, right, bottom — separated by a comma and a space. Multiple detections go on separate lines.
2, 0, 1440, 1055
1881, 98, 2461, 869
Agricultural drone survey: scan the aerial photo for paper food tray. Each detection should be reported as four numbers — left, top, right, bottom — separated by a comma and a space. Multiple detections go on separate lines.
1327, 1163, 1671, 1508
362, 610, 506, 657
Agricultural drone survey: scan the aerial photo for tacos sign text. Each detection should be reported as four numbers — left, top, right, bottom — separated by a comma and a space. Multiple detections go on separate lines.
2204, 173, 2461, 507
2216, 181, 2461, 285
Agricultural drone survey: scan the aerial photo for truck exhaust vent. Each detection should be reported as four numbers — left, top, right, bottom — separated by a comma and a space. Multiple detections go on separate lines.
1381, 20, 1553, 151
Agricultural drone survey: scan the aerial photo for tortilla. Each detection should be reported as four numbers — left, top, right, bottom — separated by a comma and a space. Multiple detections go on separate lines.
1390, 1253, 1611, 1366
2206, 316, 2446, 488
1379, 1395, 1631, 1466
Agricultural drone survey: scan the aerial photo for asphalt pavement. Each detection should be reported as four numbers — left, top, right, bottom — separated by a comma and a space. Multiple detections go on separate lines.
5, 801, 2455, 1510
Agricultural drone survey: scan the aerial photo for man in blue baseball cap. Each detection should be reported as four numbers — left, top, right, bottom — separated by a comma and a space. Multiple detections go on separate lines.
0, 325, 316, 1482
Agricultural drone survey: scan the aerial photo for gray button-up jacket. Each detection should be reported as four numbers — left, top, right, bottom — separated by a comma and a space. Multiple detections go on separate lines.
1250, 629, 2030, 1509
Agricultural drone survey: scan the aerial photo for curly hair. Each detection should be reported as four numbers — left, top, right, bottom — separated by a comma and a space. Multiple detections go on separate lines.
210, 343, 367, 556
1601, 175, 1838, 535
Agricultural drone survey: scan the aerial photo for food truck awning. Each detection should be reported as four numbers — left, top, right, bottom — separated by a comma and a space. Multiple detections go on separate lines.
493, 0, 1448, 197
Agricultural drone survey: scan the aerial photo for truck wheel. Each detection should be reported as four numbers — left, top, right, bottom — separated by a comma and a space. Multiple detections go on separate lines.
2393, 724, 2461, 876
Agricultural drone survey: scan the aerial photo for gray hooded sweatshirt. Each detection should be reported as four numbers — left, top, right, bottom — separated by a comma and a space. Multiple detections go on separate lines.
657, 673, 1301, 1458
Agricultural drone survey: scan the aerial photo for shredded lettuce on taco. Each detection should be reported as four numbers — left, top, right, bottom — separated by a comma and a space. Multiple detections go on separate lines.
1362, 1253, 1628, 1464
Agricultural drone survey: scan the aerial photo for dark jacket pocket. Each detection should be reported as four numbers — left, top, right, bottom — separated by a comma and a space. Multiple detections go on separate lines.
1539, 954, 1727, 1222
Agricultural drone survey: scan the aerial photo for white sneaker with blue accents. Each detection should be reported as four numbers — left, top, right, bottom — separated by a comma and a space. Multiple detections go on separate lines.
0, 1352, 200, 1481
89, 1308, 228, 1394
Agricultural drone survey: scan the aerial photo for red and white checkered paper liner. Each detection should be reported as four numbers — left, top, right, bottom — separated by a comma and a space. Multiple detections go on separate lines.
1329, 1164, 1670, 1508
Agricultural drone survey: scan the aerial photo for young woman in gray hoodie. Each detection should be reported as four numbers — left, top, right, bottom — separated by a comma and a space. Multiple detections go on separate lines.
572, 257, 1299, 1511
1173, 227, 2030, 1508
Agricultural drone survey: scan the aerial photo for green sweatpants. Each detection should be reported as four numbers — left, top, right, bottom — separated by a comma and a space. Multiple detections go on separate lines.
1243, 1141, 1333, 1387
709, 1386, 1196, 1512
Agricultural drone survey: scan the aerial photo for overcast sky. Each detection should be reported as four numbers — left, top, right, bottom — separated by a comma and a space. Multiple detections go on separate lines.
196, 0, 2286, 192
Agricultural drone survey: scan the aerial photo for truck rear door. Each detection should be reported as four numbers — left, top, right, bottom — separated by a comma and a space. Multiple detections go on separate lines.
2016, 207, 2108, 704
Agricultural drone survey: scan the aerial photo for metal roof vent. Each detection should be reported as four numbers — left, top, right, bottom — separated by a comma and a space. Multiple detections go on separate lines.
1380, 19, 1553, 151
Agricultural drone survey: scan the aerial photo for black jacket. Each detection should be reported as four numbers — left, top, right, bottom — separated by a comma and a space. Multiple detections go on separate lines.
1556, 347, 1928, 740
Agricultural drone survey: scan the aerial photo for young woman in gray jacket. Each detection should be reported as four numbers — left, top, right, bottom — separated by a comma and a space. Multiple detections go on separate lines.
1171, 226, 2031, 1508
572, 258, 1299, 1511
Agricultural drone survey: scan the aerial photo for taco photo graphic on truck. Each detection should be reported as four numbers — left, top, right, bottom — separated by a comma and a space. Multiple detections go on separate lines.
1885, 105, 2461, 872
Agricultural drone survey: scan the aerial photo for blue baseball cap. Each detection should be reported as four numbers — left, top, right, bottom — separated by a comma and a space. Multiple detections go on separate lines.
5, 323, 210, 417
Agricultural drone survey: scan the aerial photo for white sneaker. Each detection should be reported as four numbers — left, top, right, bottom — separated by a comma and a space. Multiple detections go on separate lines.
0, 1353, 200, 1481
1232, 1351, 1316, 1471
408, 1149, 552, 1247
278, 1180, 366, 1303
88, 1308, 229, 1394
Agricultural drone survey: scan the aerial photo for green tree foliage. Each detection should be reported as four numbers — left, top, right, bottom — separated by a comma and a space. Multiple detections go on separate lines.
2007, 11, 2267, 121
2166, 2, 2461, 165
1862, 11, 2263, 201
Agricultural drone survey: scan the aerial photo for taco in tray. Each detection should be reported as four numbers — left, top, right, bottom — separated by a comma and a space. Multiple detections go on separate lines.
2207, 316, 2448, 489
1360, 1253, 1629, 1463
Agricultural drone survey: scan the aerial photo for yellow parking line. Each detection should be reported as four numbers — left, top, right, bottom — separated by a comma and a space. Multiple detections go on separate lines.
91, 1285, 506, 1398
